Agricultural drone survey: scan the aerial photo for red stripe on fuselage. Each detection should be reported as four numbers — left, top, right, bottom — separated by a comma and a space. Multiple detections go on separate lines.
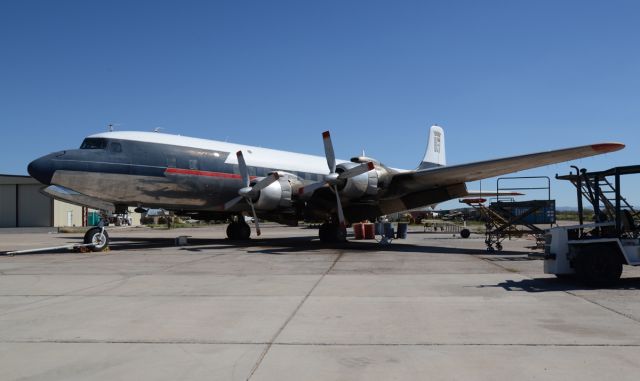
165, 167, 244, 179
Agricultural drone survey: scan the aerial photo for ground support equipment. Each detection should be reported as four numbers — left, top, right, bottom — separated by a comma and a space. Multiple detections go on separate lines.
543, 166, 640, 285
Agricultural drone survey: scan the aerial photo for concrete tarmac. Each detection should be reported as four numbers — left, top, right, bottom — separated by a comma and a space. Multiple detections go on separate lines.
1, 224, 640, 380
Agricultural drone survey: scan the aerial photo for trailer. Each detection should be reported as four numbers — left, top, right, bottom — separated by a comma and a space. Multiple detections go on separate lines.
543, 165, 640, 285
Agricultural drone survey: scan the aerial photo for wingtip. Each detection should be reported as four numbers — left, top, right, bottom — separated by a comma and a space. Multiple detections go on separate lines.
591, 143, 625, 153
322, 131, 330, 139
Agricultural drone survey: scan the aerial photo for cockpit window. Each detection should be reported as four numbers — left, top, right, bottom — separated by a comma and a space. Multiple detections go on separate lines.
80, 138, 108, 149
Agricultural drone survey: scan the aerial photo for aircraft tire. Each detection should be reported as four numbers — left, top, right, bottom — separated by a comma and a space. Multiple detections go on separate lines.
335, 226, 347, 242
318, 223, 330, 243
574, 247, 622, 286
239, 223, 251, 240
84, 227, 109, 252
460, 229, 471, 239
227, 222, 251, 240
554, 273, 575, 280
226, 223, 240, 240
319, 223, 346, 243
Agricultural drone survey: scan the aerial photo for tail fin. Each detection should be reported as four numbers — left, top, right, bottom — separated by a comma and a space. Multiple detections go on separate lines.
418, 125, 446, 170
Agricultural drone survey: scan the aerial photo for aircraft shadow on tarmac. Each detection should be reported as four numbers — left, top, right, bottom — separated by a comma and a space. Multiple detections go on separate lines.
37, 234, 525, 256
479, 277, 640, 293
173, 238, 513, 256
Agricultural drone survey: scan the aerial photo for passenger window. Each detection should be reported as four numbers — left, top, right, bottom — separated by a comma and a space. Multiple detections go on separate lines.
189, 160, 198, 170
110, 142, 122, 153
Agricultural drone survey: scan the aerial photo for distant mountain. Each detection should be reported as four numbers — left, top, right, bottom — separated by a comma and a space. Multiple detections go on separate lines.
556, 206, 579, 212
556, 205, 639, 212
439, 206, 637, 213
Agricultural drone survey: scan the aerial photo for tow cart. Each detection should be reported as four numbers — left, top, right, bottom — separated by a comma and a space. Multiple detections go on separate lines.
543, 165, 640, 285
1, 225, 109, 256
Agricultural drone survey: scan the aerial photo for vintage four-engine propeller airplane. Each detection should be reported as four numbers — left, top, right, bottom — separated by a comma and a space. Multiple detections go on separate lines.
27, 125, 624, 249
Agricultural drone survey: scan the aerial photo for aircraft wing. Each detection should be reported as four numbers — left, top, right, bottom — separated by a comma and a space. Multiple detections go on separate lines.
41, 185, 116, 212
385, 143, 624, 199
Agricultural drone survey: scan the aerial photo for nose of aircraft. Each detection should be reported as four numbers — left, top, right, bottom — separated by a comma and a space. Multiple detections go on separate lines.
28, 154, 55, 185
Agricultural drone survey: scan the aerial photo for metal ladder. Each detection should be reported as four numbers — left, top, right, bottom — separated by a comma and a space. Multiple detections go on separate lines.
572, 173, 640, 225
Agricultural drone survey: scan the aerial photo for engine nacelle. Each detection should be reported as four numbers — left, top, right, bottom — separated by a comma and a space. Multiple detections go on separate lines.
251, 177, 293, 211
336, 162, 379, 199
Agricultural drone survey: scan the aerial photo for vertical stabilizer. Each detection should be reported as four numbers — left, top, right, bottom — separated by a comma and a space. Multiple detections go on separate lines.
418, 125, 446, 169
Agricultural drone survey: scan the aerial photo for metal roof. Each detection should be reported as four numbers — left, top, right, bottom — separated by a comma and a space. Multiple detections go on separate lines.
0, 174, 41, 185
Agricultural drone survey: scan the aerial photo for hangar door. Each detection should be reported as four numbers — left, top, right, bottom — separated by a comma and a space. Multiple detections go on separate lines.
18, 185, 52, 227
0, 185, 17, 227
0, 184, 52, 227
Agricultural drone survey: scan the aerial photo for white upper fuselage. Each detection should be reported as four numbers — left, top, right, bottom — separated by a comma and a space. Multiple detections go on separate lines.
88, 131, 351, 175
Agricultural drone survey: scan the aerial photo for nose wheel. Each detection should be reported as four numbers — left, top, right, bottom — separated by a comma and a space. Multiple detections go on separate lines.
83, 227, 109, 252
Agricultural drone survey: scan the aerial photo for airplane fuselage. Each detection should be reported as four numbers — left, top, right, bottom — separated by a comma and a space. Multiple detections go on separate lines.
28, 131, 381, 222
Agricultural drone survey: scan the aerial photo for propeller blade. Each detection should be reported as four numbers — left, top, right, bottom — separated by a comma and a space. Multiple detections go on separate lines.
337, 161, 375, 180
249, 172, 279, 195
332, 184, 346, 229
236, 151, 250, 187
322, 131, 336, 173
224, 195, 244, 210
248, 199, 261, 236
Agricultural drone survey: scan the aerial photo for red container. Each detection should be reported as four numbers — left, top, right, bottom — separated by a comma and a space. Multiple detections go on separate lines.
363, 223, 376, 239
353, 223, 364, 240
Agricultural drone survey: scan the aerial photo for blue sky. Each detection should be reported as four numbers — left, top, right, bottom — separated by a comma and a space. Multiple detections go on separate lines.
1, 1, 638, 207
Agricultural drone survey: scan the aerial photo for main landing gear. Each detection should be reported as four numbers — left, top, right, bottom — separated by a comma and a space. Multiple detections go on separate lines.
319, 222, 347, 243
226, 218, 251, 240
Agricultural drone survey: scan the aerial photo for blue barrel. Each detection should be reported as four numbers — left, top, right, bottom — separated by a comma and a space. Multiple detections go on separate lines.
383, 222, 394, 238
88, 212, 101, 226
396, 223, 408, 239
375, 222, 385, 235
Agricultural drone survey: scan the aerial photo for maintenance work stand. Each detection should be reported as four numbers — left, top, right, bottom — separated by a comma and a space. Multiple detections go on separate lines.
543, 165, 640, 285
462, 176, 556, 252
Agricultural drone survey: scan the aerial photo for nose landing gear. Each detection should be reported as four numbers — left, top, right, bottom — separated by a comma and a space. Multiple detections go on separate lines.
83, 222, 109, 252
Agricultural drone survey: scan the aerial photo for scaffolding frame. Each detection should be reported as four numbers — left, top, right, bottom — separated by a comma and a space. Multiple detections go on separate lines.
556, 165, 640, 238
462, 176, 555, 252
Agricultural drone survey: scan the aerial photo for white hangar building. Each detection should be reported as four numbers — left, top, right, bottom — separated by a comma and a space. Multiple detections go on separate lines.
0, 174, 140, 228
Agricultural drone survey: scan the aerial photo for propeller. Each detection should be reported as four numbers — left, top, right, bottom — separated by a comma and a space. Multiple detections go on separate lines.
299, 131, 375, 230
224, 151, 279, 236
